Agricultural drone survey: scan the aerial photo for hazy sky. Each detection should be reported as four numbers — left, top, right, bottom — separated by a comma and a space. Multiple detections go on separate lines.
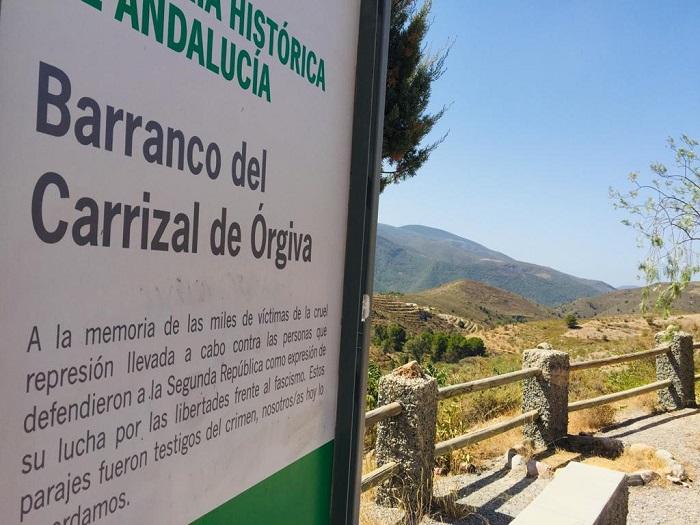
377, 1, 700, 288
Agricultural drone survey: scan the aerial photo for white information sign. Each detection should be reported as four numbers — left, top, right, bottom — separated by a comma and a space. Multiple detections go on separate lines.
0, 1, 361, 523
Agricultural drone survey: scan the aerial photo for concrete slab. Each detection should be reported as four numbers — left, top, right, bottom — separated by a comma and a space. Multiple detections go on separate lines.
511, 462, 627, 525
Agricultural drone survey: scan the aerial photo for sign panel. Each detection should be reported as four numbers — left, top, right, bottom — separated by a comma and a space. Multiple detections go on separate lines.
0, 1, 367, 523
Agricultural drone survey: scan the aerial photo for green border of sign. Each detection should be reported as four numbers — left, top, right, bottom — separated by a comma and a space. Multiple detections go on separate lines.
331, 1, 390, 524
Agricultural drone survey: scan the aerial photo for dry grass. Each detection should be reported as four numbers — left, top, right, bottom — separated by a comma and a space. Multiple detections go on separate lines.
569, 405, 618, 434
563, 317, 649, 341
582, 447, 668, 483
359, 502, 386, 525
359, 453, 383, 525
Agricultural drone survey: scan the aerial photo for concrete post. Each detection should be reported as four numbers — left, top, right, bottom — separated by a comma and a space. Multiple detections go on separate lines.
375, 361, 437, 520
522, 345, 570, 448
655, 331, 696, 410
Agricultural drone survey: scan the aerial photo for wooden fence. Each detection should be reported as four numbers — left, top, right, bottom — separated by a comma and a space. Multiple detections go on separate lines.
361, 335, 699, 493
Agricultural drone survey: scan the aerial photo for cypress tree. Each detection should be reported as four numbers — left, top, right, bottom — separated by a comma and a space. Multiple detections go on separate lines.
382, 0, 449, 191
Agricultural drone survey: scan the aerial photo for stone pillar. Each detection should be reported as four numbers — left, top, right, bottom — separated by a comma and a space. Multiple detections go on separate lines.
522, 345, 570, 448
655, 331, 696, 410
375, 361, 437, 520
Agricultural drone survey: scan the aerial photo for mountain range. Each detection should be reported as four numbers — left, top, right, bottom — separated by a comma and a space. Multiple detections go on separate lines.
374, 224, 614, 307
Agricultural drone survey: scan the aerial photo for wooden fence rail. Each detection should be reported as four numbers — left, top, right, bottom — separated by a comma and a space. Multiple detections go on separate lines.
568, 379, 673, 412
434, 409, 540, 457
364, 401, 402, 429
570, 344, 670, 372
361, 461, 399, 492
437, 367, 541, 400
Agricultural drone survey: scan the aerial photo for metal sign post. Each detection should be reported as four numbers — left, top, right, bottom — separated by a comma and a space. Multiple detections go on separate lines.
332, 1, 390, 523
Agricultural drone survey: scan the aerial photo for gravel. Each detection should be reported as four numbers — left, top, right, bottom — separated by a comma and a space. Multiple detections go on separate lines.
597, 408, 700, 525
363, 408, 700, 524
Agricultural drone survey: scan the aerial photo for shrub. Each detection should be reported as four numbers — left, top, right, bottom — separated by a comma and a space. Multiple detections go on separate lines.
386, 323, 407, 352
442, 333, 486, 362
371, 324, 387, 346
365, 362, 382, 411
565, 313, 579, 329
423, 362, 448, 387
404, 332, 432, 363
372, 323, 407, 353
430, 332, 449, 362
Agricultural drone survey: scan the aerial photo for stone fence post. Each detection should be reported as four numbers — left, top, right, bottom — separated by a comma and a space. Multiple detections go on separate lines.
655, 331, 696, 410
522, 344, 570, 448
375, 361, 437, 520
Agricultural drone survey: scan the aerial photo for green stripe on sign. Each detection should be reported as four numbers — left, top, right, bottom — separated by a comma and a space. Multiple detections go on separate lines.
191, 440, 334, 525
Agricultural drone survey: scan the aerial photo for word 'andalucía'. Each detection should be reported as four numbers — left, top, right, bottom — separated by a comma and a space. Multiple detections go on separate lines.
81, 0, 328, 102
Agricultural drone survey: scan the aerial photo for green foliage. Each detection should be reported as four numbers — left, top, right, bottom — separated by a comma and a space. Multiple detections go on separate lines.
442, 334, 486, 363
373, 323, 407, 353
374, 322, 486, 364
431, 332, 449, 361
365, 362, 382, 411
381, 0, 449, 191
432, 332, 486, 363
371, 324, 387, 346
400, 331, 486, 363
423, 362, 448, 386
604, 361, 655, 393
404, 332, 433, 362
611, 135, 700, 315
564, 313, 578, 329
386, 323, 407, 352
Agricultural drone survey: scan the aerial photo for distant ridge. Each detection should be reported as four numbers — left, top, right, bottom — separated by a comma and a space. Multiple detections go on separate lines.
557, 282, 700, 318
374, 223, 614, 307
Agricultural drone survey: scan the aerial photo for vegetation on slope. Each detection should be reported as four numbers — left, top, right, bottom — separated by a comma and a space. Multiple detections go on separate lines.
374, 223, 614, 306
403, 279, 555, 327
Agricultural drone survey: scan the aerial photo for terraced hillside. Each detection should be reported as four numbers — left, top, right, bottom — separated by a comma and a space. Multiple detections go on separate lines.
403, 279, 555, 328
372, 295, 480, 335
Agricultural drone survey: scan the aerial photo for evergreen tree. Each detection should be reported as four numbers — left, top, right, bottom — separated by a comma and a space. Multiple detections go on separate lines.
381, 0, 449, 191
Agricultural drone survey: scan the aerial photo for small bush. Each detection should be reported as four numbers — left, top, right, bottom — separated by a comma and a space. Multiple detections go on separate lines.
404, 332, 432, 363
565, 313, 579, 329
386, 324, 407, 351
371, 324, 387, 346
365, 362, 382, 411
423, 362, 448, 386
372, 323, 407, 353
570, 405, 616, 433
